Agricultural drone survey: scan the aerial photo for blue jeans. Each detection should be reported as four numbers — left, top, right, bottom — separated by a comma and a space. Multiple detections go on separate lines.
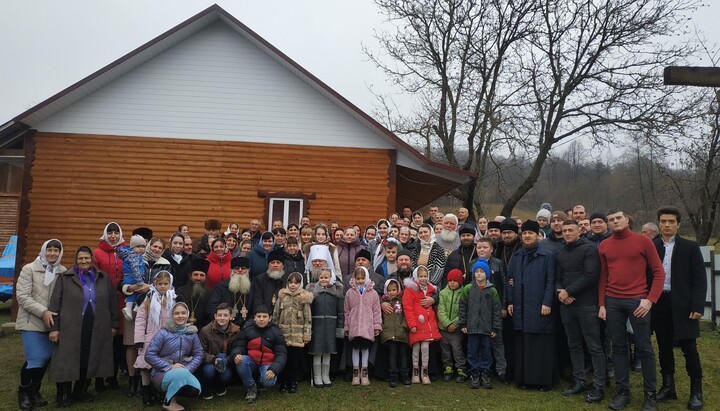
201, 364, 232, 383
466, 334, 492, 372
605, 296, 656, 393
235, 356, 277, 388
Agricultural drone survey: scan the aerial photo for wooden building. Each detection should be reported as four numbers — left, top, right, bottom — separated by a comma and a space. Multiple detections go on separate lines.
0, 5, 473, 270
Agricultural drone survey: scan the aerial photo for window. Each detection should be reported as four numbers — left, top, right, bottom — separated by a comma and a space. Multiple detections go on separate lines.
268, 197, 303, 229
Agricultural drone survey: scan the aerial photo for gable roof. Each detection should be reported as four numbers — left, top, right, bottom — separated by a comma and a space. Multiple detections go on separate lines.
0, 4, 474, 183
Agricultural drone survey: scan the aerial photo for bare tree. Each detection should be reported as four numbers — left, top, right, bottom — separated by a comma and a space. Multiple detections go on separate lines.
366, 0, 538, 217
499, 0, 701, 216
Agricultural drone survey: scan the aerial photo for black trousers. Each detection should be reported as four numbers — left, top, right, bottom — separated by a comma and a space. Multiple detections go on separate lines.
654, 292, 703, 379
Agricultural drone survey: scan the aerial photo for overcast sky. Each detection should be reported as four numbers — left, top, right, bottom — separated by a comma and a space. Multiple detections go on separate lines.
1, 0, 718, 123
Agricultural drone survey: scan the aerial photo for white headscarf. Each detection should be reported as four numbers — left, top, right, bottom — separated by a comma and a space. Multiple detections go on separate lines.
373, 237, 400, 271
100, 221, 124, 248
148, 270, 176, 327
305, 244, 336, 278
38, 239, 64, 286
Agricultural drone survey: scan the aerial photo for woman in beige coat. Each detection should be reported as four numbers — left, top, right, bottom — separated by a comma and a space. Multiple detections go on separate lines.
15, 239, 66, 410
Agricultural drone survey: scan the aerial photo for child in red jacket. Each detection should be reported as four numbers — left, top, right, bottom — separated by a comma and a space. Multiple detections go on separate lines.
403, 265, 441, 384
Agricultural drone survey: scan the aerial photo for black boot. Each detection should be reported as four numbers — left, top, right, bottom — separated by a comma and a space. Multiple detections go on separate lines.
656, 374, 677, 402
71, 379, 95, 403
18, 385, 34, 410
141, 384, 153, 407
608, 390, 631, 410
400, 370, 411, 386
388, 371, 398, 388
688, 378, 703, 410
30, 366, 49, 407
481, 370, 493, 389
562, 380, 589, 396
56, 383, 73, 408
105, 376, 120, 389
126, 375, 139, 397
470, 371, 480, 389
642, 391, 657, 411
94, 377, 106, 392
287, 381, 298, 394
245, 383, 257, 404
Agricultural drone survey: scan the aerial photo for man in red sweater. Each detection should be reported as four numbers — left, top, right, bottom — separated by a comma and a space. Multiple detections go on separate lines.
597, 209, 664, 411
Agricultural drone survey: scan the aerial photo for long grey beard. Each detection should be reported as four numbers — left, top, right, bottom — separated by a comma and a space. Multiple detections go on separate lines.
192, 282, 207, 300
440, 229, 456, 242
229, 273, 251, 294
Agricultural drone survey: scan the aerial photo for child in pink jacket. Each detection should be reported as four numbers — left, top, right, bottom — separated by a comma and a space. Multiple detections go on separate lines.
344, 267, 382, 386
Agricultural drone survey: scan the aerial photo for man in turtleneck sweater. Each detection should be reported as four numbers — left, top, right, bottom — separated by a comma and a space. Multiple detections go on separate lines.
597, 209, 664, 411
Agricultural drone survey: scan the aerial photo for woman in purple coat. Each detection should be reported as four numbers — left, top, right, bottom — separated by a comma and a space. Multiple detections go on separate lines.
144, 302, 203, 411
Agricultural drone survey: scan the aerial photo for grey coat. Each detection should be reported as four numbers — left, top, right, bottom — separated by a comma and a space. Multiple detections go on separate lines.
306, 281, 344, 354
48, 267, 120, 382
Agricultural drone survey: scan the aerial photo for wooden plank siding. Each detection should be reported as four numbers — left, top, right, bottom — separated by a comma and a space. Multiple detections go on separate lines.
22, 132, 391, 266
0, 194, 20, 247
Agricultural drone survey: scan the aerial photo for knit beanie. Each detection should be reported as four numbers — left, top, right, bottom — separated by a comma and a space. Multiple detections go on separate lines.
536, 208, 552, 221
589, 212, 608, 223
471, 259, 491, 278
129, 234, 147, 249
447, 269, 464, 284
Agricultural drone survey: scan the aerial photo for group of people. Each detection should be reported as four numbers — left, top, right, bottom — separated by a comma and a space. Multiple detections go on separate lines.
13, 203, 707, 411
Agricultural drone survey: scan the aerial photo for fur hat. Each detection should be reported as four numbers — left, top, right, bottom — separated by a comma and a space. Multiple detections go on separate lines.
204, 219, 222, 231
471, 259, 491, 278
129, 234, 146, 249
190, 257, 210, 273
446, 268, 464, 285
536, 208, 552, 221
520, 220, 541, 234
231, 256, 250, 269
267, 249, 285, 264
487, 221, 501, 230
499, 218, 518, 233
550, 211, 568, 222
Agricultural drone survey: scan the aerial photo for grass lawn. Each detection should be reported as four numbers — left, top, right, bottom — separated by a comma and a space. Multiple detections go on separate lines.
1, 299, 717, 410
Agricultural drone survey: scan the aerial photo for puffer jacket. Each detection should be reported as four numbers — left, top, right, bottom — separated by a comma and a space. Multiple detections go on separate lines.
199, 320, 241, 364
344, 277, 382, 342
306, 281, 344, 354
206, 252, 232, 290
458, 281, 502, 335
437, 285, 461, 331
402, 278, 441, 345
230, 321, 287, 375
248, 237, 273, 281
93, 240, 125, 289
144, 321, 204, 378
556, 236, 600, 306
380, 279, 408, 344
272, 286, 313, 347
133, 291, 175, 369
283, 250, 305, 277
15, 259, 66, 332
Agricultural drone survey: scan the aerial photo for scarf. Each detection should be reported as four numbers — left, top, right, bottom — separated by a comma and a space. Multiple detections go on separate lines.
420, 237, 434, 253
148, 281, 176, 326
171, 253, 182, 264
144, 248, 161, 265
38, 239, 64, 286
99, 221, 124, 248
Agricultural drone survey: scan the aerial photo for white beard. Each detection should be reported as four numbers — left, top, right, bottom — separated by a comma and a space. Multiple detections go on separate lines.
440, 229, 457, 242
229, 273, 251, 294
267, 269, 285, 280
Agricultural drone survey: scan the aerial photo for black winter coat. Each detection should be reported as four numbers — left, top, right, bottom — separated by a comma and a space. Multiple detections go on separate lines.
206, 279, 255, 327
651, 236, 707, 339
162, 249, 192, 289
555, 236, 600, 306
444, 244, 477, 286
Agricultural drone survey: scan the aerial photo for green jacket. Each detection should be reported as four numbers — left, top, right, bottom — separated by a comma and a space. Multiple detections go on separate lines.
437, 285, 462, 331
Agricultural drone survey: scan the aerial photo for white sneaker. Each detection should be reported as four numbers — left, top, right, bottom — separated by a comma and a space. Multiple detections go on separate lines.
122, 307, 134, 321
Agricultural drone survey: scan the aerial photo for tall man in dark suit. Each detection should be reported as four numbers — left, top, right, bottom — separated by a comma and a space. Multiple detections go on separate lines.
651, 206, 706, 410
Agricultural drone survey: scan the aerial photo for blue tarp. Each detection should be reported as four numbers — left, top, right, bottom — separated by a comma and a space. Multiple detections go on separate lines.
0, 235, 17, 302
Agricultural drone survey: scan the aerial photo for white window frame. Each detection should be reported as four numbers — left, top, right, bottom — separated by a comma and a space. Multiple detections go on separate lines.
268, 197, 304, 229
